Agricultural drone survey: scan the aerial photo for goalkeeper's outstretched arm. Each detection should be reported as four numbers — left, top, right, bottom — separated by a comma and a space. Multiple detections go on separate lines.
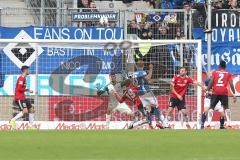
97, 86, 109, 96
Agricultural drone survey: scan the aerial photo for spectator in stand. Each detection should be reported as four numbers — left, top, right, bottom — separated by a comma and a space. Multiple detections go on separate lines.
127, 20, 139, 35
175, 27, 185, 40
77, 0, 98, 27
146, 0, 156, 8
78, 0, 89, 8
154, 25, 169, 39
228, 0, 239, 9
183, 1, 192, 11
213, 0, 224, 9
141, 29, 149, 39
161, 0, 177, 9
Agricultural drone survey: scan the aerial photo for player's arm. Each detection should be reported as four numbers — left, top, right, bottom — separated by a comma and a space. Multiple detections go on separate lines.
113, 91, 127, 103
193, 80, 206, 91
145, 64, 153, 81
17, 79, 32, 93
207, 78, 214, 91
229, 79, 237, 103
170, 82, 183, 100
120, 80, 126, 87
97, 86, 109, 96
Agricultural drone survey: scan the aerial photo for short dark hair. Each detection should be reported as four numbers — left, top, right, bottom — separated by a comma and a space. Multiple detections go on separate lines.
109, 72, 116, 76
21, 65, 29, 72
219, 60, 226, 69
180, 66, 187, 71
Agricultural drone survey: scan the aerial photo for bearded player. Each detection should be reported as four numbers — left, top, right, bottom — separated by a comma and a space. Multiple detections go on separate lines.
97, 72, 133, 129
164, 67, 205, 128
203, 61, 237, 129
113, 78, 148, 129
9, 66, 35, 130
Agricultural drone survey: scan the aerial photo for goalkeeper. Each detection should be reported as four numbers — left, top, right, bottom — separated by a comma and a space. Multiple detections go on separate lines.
97, 72, 133, 129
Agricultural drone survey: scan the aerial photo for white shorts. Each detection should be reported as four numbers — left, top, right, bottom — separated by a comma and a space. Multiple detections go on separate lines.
109, 102, 132, 114
139, 91, 158, 108
204, 98, 223, 112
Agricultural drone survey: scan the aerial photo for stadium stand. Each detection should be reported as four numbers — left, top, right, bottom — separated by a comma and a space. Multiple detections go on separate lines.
0, 0, 34, 27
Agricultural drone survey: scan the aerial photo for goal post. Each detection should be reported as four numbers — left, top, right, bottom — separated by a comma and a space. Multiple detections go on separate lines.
0, 39, 203, 129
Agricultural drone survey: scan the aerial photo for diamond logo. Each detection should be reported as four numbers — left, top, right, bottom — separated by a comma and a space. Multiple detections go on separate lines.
19, 48, 27, 55
153, 15, 161, 22
3, 30, 44, 68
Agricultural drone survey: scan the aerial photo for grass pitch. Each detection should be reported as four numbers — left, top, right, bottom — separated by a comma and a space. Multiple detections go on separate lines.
0, 130, 239, 160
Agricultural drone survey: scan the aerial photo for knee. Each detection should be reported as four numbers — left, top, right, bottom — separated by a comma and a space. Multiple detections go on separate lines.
225, 109, 230, 113
204, 107, 209, 113
28, 108, 35, 113
22, 108, 28, 114
182, 112, 187, 117
106, 110, 111, 115
220, 112, 225, 117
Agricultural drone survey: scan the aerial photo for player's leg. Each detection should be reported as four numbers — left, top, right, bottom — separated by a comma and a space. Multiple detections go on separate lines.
139, 94, 154, 129
105, 101, 119, 129
164, 98, 177, 128
219, 95, 229, 129
145, 92, 164, 129
128, 103, 149, 129
105, 109, 112, 129
225, 108, 231, 127
201, 98, 210, 128
202, 95, 219, 129
116, 102, 133, 116
106, 105, 115, 129
115, 102, 135, 128
26, 99, 35, 128
178, 102, 189, 128
176, 99, 189, 128
210, 95, 225, 129
10, 100, 28, 129
207, 108, 214, 126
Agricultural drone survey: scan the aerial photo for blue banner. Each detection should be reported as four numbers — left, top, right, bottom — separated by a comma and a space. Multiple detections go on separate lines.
147, 14, 166, 22
193, 10, 240, 75
0, 26, 123, 74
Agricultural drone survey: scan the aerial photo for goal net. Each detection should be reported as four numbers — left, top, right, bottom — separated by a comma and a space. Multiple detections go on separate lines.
0, 39, 203, 130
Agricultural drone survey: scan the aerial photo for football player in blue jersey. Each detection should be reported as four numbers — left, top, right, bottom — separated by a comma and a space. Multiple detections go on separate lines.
133, 60, 165, 129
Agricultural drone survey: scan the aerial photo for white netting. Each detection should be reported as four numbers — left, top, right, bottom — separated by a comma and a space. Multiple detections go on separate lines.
0, 39, 202, 127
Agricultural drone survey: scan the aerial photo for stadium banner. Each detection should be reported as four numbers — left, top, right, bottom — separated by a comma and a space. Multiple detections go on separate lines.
192, 10, 240, 74
0, 26, 123, 74
0, 74, 112, 96
47, 96, 198, 121
0, 26, 123, 96
147, 14, 166, 22
0, 121, 240, 130
72, 12, 119, 22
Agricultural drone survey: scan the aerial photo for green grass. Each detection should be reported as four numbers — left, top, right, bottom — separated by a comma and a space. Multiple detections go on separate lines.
0, 130, 239, 160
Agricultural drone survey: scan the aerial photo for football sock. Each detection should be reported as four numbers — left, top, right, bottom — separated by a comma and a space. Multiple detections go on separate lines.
207, 109, 213, 126
225, 109, 231, 126
220, 117, 225, 128
29, 113, 34, 125
106, 114, 111, 129
183, 113, 189, 123
153, 107, 160, 121
146, 111, 152, 125
12, 111, 23, 121
201, 112, 207, 128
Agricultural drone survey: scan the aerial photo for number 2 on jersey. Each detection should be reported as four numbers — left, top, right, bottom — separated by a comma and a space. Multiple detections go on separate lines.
217, 73, 224, 86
